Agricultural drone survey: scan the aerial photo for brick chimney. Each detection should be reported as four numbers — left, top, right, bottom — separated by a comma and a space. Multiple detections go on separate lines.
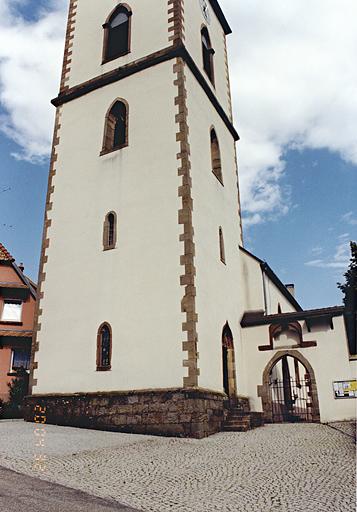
285, 284, 295, 297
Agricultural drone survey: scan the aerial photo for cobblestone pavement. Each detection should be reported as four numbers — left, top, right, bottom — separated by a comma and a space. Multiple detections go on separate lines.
0, 420, 355, 512
328, 421, 356, 439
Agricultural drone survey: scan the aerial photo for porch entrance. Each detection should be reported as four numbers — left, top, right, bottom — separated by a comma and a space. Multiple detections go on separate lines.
269, 355, 313, 422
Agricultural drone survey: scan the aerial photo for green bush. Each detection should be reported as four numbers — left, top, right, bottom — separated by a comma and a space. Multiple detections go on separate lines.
1, 368, 29, 419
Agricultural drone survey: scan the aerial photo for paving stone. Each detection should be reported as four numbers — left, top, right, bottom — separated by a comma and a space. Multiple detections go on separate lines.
328, 421, 356, 439
0, 420, 355, 512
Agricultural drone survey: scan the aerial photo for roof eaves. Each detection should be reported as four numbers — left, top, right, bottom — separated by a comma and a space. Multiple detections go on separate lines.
239, 245, 264, 265
208, 0, 232, 35
11, 262, 37, 300
261, 262, 303, 312
239, 245, 303, 312
241, 306, 345, 327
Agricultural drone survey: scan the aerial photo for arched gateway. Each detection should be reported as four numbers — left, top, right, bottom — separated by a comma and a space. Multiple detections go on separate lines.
260, 350, 320, 423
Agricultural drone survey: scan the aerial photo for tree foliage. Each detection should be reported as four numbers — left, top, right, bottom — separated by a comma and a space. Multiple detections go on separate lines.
338, 241, 357, 308
7, 368, 29, 407
338, 241, 357, 355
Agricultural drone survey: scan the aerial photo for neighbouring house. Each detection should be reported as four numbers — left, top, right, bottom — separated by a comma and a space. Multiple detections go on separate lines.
0, 243, 37, 403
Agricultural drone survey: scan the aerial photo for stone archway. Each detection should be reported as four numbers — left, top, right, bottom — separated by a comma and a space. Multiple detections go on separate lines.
258, 350, 320, 423
222, 322, 237, 401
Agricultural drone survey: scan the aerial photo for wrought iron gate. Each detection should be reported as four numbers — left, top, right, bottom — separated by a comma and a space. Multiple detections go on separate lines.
269, 375, 313, 423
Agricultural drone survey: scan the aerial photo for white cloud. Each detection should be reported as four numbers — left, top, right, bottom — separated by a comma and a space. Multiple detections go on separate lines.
305, 234, 351, 269
311, 247, 323, 256
341, 212, 357, 226
223, 0, 357, 225
0, 0, 67, 162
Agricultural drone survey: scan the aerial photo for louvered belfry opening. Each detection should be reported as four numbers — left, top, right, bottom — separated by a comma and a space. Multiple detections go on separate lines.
201, 27, 214, 83
104, 5, 131, 62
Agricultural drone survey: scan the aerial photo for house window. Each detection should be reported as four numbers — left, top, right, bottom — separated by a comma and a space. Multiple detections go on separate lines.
102, 100, 128, 154
103, 212, 117, 250
1, 300, 22, 322
11, 349, 30, 372
103, 5, 132, 63
210, 128, 223, 184
219, 227, 226, 264
97, 323, 112, 371
201, 27, 215, 84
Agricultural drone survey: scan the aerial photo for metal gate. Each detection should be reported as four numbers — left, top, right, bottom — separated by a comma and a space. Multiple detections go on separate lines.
269, 370, 313, 423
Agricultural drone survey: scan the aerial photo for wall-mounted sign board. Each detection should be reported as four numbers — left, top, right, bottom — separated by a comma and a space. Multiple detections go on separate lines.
333, 380, 357, 399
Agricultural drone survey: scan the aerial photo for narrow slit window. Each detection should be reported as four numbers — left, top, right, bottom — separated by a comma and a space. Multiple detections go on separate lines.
97, 323, 112, 371
201, 27, 215, 84
210, 129, 223, 184
102, 100, 128, 153
103, 212, 117, 250
219, 227, 226, 264
103, 5, 131, 63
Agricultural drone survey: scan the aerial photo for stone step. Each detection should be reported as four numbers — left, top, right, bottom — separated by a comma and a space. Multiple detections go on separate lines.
250, 412, 264, 428
228, 413, 249, 420
225, 418, 251, 424
223, 423, 250, 432
223, 410, 264, 433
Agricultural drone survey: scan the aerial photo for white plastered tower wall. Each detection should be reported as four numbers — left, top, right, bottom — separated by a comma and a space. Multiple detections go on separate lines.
31, 0, 244, 398
68, 0, 171, 88
183, 5, 243, 391
34, 64, 185, 393
32, 0, 186, 394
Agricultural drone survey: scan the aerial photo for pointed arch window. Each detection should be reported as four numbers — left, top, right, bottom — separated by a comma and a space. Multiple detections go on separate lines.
103, 212, 117, 250
210, 128, 223, 184
103, 5, 132, 63
201, 27, 215, 84
219, 227, 226, 264
102, 100, 128, 154
97, 323, 112, 371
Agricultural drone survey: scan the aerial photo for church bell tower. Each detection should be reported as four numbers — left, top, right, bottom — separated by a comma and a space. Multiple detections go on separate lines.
27, 0, 244, 438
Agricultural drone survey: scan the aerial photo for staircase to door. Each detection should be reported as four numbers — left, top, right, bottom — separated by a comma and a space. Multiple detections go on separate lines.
223, 397, 264, 432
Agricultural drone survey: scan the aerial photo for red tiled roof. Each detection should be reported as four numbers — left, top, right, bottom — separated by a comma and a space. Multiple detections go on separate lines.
0, 243, 14, 262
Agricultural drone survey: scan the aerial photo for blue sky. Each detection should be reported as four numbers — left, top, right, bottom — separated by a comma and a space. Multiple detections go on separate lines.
246, 148, 357, 308
0, 0, 356, 309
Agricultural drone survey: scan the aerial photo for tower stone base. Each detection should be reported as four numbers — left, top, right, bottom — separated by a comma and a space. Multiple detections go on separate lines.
24, 388, 226, 439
